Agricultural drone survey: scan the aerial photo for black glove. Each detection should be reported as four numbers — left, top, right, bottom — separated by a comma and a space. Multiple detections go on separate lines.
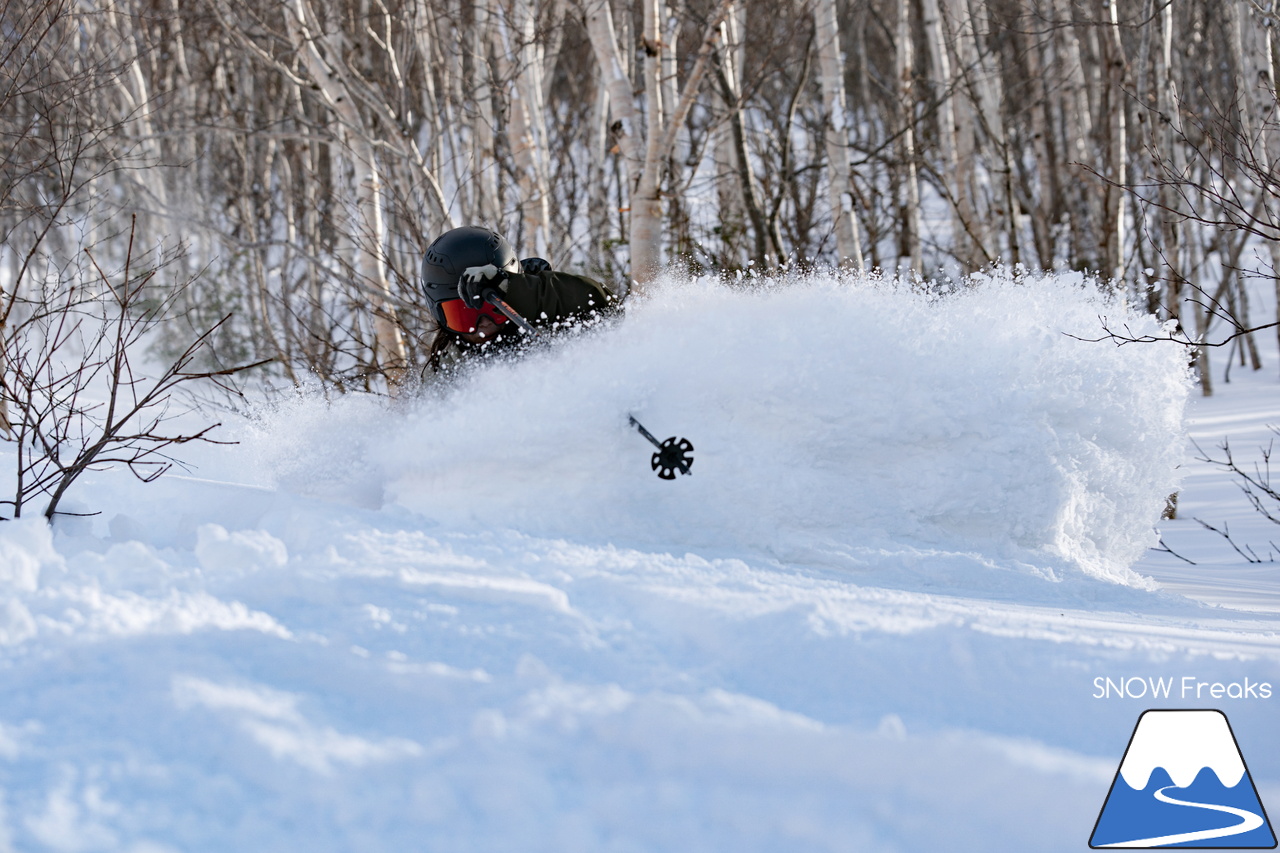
520, 257, 551, 275
458, 263, 508, 308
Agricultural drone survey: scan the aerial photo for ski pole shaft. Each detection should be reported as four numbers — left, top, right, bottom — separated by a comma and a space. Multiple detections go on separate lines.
485, 292, 540, 336
628, 415, 664, 450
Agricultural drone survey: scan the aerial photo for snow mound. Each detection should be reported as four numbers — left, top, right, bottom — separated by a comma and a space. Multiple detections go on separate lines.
250, 270, 1189, 588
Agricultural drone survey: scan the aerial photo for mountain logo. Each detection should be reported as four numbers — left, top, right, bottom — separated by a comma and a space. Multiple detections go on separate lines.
1090, 709, 1276, 848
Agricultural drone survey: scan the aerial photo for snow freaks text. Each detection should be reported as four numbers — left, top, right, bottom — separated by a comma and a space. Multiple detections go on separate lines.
1093, 676, 1274, 701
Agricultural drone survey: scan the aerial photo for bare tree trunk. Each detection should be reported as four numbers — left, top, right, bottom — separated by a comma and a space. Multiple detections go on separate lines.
15, 0, 1279, 402
581, 0, 733, 289
665, 0, 685, 128
1103, 0, 1128, 283
470, 0, 502, 227
715, 3, 771, 264
287, 0, 408, 387
1265, 20, 1280, 370
952, 0, 1008, 264
1126, 0, 1156, 301
1193, 242, 1214, 396
496, 0, 552, 256
713, 88, 745, 266
589, 81, 613, 272
0, 343, 10, 438
1155, 0, 1183, 324
813, 0, 865, 270
425, 4, 464, 230
662, 1, 687, 263
922, 0, 983, 269
634, 0, 667, 281
105, 0, 168, 229
581, 0, 645, 273
1228, 0, 1280, 373
896, 0, 923, 273
1151, 0, 1209, 394
1264, 17, 1280, 371
1053, 0, 1098, 269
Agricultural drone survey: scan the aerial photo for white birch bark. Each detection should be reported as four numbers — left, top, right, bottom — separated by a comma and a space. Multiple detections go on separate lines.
1223, 0, 1267, 370
581, 0, 733, 289
581, 0, 646, 282
634, 0, 665, 279
980, 3, 1020, 267
1154, 0, 1209, 394
949, 0, 1003, 262
1231, 0, 1280, 369
715, 8, 744, 265
103, 0, 168, 231
921, 0, 974, 267
495, 0, 552, 257
714, 110, 742, 264
286, 0, 408, 387
715, 4, 771, 262
1157, 5, 1186, 322
896, 0, 923, 273
424, 3, 462, 228
813, 0, 864, 270
1053, 0, 1096, 265
1105, 0, 1128, 283
0, 337, 10, 435
589, 82, 613, 269
469, 0, 502, 226
1018, 24, 1059, 268
661, 1, 680, 132
1265, 16, 1280, 366
661, 1, 683, 262
581, 0, 644, 184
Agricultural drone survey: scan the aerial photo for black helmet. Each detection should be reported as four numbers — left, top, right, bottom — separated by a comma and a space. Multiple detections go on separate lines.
420, 226, 519, 321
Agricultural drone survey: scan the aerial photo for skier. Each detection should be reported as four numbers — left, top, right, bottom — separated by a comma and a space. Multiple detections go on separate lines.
419, 226, 617, 374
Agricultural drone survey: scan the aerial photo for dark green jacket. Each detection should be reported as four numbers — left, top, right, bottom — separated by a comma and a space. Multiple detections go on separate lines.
499, 270, 617, 328
426, 269, 618, 375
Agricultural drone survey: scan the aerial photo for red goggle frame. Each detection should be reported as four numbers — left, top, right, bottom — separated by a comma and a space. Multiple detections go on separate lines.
439, 298, 509, 334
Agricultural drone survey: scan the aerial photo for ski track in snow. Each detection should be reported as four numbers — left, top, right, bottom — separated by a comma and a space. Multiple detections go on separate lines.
1, 272, 1278, 852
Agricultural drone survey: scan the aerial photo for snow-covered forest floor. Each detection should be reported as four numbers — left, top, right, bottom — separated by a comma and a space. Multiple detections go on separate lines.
1, 271, 1277, 852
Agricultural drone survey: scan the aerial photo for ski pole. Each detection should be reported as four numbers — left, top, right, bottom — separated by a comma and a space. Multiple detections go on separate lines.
628, 414, 694, 480
484, 292, 540, 336
480, 293, 693, 480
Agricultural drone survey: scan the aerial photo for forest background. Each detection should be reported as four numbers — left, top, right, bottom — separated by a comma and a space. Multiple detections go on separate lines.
2, 0, 1278, 401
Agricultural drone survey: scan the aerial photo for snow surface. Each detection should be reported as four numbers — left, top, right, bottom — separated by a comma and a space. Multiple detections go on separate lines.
1, 270, 1278, 852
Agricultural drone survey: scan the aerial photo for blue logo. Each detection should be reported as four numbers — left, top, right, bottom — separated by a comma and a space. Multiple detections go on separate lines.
1091, 709, 1276, 848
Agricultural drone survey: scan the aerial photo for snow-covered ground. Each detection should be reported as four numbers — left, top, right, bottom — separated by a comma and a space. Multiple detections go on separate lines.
1, 272, 1277, 852
1136, 347, 1280, 611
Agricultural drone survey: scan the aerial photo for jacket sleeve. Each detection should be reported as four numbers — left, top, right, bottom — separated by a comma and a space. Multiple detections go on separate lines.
499, 270, 616, 327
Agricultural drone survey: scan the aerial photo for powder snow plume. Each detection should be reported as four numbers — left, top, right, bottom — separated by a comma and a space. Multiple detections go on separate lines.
249, 269, 1189, 591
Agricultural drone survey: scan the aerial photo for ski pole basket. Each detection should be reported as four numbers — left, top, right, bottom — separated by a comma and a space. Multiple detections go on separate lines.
628, 415, 694, 480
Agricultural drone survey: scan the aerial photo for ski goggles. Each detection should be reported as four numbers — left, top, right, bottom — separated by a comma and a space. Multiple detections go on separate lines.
437, 298, 509, 334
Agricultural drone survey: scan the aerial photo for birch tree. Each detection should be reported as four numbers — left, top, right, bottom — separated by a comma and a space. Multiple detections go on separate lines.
1229, 0, 1280, 371
7, 0, 1279, 397
950, 0, 1007, 265
287, 0, 409, 384
714, 2, 774, 264
579, 0, 734, 289
494, 0, 554, 257
921, 0, 984, 269
812, 0, 864, 270
1102, 0, 1129, 283
895, 0, 923, 273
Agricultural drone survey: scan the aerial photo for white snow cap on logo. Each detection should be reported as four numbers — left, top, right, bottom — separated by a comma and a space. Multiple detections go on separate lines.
1118, 710, 1247, 790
